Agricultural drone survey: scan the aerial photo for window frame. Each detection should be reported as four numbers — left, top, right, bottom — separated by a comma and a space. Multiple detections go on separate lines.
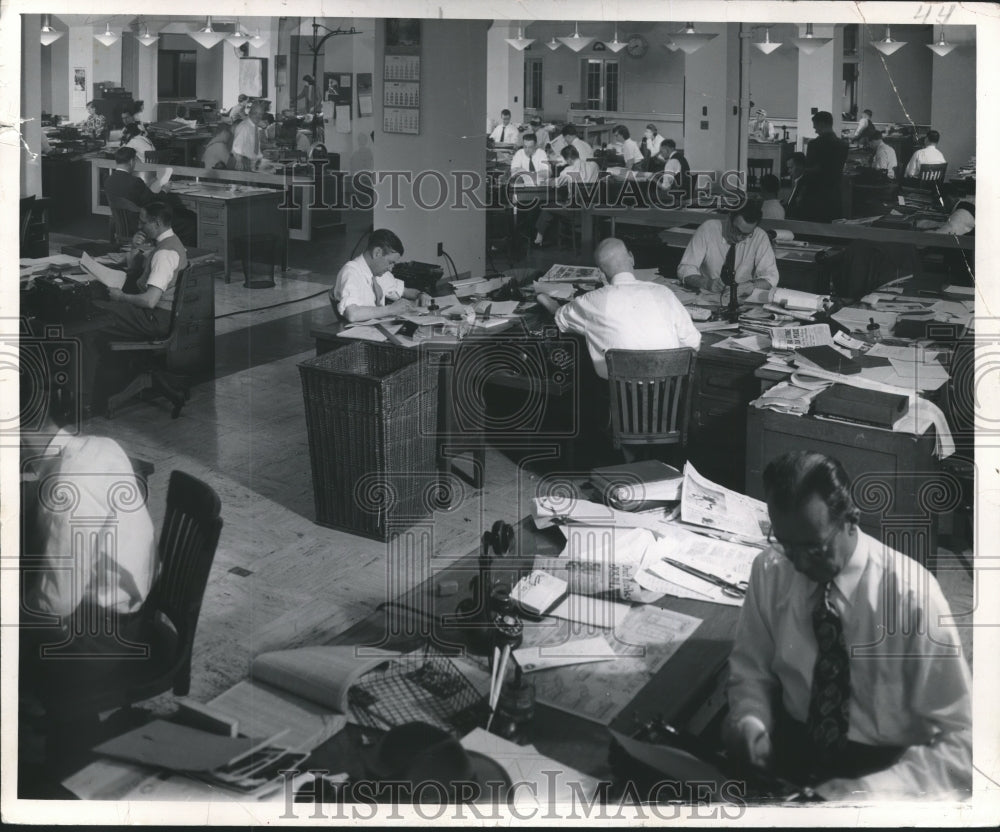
579, 57, 620, 112
524, 57, 543, 110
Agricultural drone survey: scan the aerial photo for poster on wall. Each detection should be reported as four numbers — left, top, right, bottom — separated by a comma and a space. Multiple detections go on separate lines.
323, 72, 352, 106
239, 58, 267, 98
72, 67, 86, 107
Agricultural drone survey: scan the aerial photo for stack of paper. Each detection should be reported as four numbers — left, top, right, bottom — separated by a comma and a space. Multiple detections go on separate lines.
751, 380, 829, 415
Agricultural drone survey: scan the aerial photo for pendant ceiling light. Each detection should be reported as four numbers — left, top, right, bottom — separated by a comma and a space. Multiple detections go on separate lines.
606, 25, 627, 53
872, 26, 906, 56
926, 27, 956, 57
40, 14, 64, 46
754, 28, 782, 55
94, 22, 120, 47
189, 16, 226, 49
545, 36, 560, 51
505, 24, 535, 51
249, 28, 267, 49
226, 19, 250, 48
136, 22, 158, 47
666, 23, 717, 55
791, 23, 832, 54
558, 22, 594, 52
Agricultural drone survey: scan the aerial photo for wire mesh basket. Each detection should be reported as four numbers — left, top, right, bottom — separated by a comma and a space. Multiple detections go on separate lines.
347, 646, 487, 737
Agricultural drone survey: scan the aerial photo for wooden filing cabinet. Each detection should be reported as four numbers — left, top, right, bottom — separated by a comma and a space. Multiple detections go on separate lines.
688, 339, 767, 492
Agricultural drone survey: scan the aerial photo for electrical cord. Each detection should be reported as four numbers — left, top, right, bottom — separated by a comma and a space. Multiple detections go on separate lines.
442, 250, 459, 278
214, 288, 329, 319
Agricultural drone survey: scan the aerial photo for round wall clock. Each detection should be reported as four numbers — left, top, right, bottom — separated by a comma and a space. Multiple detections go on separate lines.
626, 34, 649, 58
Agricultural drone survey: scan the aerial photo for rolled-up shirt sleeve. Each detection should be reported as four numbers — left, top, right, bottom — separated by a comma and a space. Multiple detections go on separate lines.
751, 234, 780, 289
677, 223, 711, 282
726, 552, 781, 734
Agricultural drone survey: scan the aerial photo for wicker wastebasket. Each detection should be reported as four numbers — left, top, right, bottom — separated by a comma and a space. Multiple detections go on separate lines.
298, 342, 439, 540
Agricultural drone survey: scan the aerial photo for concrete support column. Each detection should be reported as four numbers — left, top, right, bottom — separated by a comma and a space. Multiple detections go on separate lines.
21, 15, 43, 196
682, 23, 741, 178
486, 22, 524, 131
795, 24, 842, 150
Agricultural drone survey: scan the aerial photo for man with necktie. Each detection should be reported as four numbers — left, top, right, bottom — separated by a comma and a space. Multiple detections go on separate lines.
489, 109, 519, 144
725, 452, 971, 800
330, 229, 429, 322
676, 200, 778, 300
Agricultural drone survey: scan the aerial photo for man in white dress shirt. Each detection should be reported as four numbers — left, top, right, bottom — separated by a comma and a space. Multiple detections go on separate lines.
548, 124, 594, 166
611, 125, 643, 171
725, 451, 971, 800
489, 109, 519, 144
869, 131, 898, 178
509, 133, 548, 179
904, 129, 947, 178
852, 108, 874, 142
330, 229, 428, 322
536, 237, 701, 379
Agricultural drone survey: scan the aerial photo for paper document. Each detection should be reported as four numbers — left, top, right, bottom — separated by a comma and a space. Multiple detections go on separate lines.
460, 729, 601, 806
539, 264, 605, 283
474, 299, 520, 316
866, 343, 944, 362
769, 288, 829, 311
680, 463, 769, 541
93, 720, 263, 773
513, 636, 616, 672
531, 281, 575, 300
770, 324, 832, 350
532, 495, 672, 533
831, 307, 897, 332
559, 526, 656, 602
714, 334, 771, 353
79, 252, 126, 289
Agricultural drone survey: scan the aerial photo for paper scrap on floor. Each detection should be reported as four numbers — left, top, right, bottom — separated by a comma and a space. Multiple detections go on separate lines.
680, 463, 769, 541
460, 729, 601, 806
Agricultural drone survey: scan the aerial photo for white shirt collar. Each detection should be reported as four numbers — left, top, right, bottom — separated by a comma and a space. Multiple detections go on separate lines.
155, 229, 176, 243
829, 529, 869, 608
609, 271, 637, 286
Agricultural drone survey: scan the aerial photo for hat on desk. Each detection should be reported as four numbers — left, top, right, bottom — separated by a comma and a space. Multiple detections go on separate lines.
362, 722, 511, 804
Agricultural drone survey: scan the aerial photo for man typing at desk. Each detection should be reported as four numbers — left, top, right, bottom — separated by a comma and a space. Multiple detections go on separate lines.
329, 229, 428, 323
677, 201, 779, 300
725, 452, 971, 800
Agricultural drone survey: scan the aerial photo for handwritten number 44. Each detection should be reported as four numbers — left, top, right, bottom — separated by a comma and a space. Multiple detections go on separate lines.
914, 4, 955, 24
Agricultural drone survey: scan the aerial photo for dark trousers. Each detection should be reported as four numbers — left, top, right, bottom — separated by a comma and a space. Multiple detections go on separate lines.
770, 709, 905, 786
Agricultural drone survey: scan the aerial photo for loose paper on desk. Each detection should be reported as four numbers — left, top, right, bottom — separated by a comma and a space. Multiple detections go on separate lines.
461, 729, 601, 807
637, 526, 759, 608
769, 287, 830, 311
680, 463, 769, 541
474, 299, 520, 316
831, 306, 897, 332
558, 526, 654, 602
79, 251, 126, 289
518, 604, 702, 725
539, 264, 606, 283
92, 719, 262, 772
532, 495, 673, 533
770, 323, 832, 350
513, 636, 616, 672
532, 281, 575, 300
866, 343, 944, 363
714, 333, 771, 353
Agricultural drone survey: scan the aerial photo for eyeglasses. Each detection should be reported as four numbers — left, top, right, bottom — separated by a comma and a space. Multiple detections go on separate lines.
767, 526, 841, 560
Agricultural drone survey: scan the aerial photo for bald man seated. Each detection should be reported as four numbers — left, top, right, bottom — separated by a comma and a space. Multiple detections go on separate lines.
537, 237, 702, 380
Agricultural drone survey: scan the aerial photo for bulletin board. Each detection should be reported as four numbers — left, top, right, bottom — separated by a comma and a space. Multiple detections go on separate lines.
383, 19, 421, 135
323, 72, 353, 106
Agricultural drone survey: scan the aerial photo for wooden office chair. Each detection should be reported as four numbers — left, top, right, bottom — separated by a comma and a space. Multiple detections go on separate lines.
746, 158, 773, 190
32, 469, 223, 724
20, 195, 51, 259
105, 265, 192, 419
916, 162, 947, 184
605, 348, 697, 463
107, 196, 141, 249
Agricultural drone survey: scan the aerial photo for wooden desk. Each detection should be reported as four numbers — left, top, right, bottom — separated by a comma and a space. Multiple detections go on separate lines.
745, 408, 949, 566
747, 140, 792, 176
311, 315, 577, 489
154, 132, 213, 166
170, 183, 287, 283
572, 121, 619, 147
312, 514, 741, 778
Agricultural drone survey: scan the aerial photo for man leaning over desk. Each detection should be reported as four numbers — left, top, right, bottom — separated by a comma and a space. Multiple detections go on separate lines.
725, 451, 971, 800
677, 200, 779, 300
329, 229, 429, 323
536, 237, 701, 380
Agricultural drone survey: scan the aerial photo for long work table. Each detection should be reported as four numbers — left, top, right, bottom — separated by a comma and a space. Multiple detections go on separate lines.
581, 205, 976, 252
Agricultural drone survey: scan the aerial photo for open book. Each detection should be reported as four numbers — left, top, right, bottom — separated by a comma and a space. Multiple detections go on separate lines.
205, 646, 396, 752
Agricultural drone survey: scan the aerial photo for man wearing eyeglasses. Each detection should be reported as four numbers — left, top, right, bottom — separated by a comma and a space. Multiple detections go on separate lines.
675, 201, 779, 301
724, 452, 971, 800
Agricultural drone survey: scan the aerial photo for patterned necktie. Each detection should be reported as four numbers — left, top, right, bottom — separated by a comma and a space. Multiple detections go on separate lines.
807, 581, 851, 753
